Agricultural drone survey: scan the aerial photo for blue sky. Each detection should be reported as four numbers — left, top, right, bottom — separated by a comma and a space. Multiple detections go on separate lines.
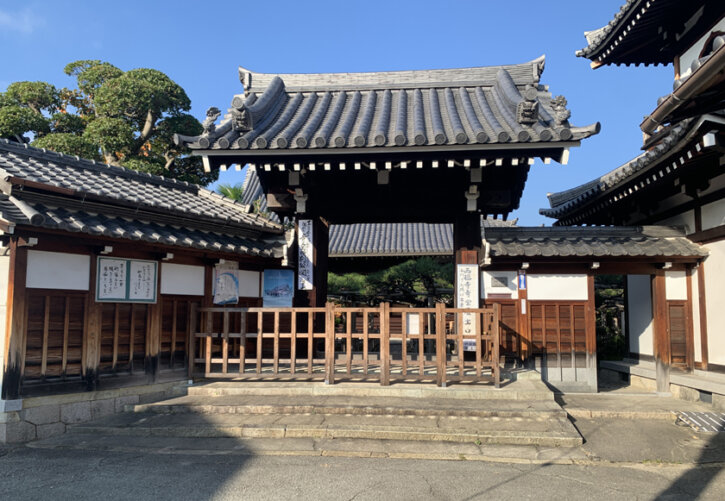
1, 0, 673, 225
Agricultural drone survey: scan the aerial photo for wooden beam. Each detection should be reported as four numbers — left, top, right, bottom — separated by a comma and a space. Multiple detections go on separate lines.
652, 272, 670, 393
697, 264, 709, 370
586, 274, 598, 391
145, 269, 163, 381
686, 266, 695, 370
1, 239, 27, 399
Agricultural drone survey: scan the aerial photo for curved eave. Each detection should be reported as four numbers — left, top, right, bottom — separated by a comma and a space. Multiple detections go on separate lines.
541, 120, 694, 219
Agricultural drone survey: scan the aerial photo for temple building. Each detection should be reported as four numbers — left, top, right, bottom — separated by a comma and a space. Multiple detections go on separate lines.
543, 0, 725, 401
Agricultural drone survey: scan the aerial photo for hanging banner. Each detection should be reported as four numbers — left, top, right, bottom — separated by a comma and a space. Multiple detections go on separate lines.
456, 264, 479, 352
298, 219, 313, 290
264, 269, 294, 307
213, 261, 239, 305
96, 258, 157, 303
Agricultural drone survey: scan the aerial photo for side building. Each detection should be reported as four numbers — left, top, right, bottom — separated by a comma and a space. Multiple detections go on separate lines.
0, 139, 284, 443
543, 0, 725, 401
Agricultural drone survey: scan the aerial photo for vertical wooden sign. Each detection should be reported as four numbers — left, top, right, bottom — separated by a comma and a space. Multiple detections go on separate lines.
456, 264, 479, 351
298, 219, 313, 290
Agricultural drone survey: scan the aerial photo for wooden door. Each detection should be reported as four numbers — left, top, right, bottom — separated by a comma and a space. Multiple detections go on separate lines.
667, 302, 689, 368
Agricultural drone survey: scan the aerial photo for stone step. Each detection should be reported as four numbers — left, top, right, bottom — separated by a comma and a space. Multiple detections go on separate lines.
186, 379, 554, 401
28, 433, 589, 464
67, 410, 583, 447
131, 394, 567, 419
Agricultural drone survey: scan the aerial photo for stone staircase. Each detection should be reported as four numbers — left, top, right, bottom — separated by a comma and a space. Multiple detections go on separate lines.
28, 377, 586, 461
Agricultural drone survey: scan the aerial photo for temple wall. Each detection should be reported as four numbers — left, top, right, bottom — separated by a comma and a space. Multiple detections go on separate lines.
701, 198, 725, 231
656, 210, 695, 235
627, 275, 654, 357
704, 239, 725, 365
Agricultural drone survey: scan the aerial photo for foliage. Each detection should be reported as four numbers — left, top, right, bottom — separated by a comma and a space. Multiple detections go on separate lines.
0, 60, 216, 186
216, 183, 245, 202
328, 257, 454, 306
595, 275, 626, 360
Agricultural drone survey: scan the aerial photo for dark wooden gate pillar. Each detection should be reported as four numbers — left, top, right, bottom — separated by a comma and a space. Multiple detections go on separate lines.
652, 271, 670, 393
294, 217, 329, 307
453, 214, 482, 266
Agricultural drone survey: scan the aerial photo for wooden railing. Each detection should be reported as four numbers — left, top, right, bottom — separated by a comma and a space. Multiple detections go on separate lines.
191, 303, 500, 387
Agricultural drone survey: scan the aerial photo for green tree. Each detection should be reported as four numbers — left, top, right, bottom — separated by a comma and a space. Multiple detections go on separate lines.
216, 183, 245, 202
329, 257, 454, 306
0, 60, 216, 185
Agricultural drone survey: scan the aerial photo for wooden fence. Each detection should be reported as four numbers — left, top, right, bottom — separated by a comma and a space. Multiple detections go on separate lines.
191, 303, 500, 387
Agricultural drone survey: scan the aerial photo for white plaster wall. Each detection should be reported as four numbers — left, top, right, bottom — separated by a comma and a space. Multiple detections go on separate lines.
0, 243, 9, 394
26, 250, 90, 291
238, 270, 261, 298
665, 271, 687, 300
656, 210, 695, 235
704, 240, 725, 365
627, 275, 654, 356
679, 18, 725, 78
160, 263, 205, 296
481, 271, 518, 300
701, 198, 725, 231
527, 274, 588, 301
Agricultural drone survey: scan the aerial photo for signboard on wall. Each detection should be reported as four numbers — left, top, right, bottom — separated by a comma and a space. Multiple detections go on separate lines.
213, 261, 240, 305
263, 269, 294, 307
298, 219, 313, 290
456, 264, 479, 352
97, 258, 157, 303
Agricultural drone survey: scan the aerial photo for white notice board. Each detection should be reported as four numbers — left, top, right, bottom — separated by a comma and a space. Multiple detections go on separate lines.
97, 257, 158, 303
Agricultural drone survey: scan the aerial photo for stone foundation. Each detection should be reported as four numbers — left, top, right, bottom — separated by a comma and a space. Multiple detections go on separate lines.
0, 380, 187, 444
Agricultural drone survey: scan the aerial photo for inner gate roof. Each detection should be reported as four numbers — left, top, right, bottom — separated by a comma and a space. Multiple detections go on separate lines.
175, 56, 599, 155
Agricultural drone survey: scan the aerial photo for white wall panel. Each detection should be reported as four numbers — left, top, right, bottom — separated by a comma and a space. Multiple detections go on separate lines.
704, 240, 725, 365
26, 250, 90, 291
481, 271, 518, 299
527, 274, 588, 301
238, 270, 261, 298
665, 271, 687, 301
161, 263, 205, 296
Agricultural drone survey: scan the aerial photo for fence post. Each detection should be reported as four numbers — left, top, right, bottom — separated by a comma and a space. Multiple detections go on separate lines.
188, 304, 198, 378
380, 303, 390, 386
436, 302, 446, 387
493, 303, 500, 388
325, 302, 335, 384
205, 309, 213, 376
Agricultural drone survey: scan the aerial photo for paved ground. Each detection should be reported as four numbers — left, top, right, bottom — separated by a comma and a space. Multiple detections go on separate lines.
1, 443, 725, 500
2, 387, 725, 499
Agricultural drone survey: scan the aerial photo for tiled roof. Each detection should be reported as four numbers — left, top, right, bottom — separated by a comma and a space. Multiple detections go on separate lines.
540, 117, 698, 221
0, 139, 281, 233
483, 226, 707, 259
0, 194, 280, 258
329, 218, 517, 258
175, 57, 599, 153
577, 0, 724, 66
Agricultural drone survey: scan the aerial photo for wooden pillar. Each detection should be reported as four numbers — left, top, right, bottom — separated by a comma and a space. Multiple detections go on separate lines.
453, 213, 481, 267
517, 274, 530, 361
586, 274, 598, 391
145, 272, 162, 381
652, 271, 670, 393
294, 217, 329, 307
83, 254, 102, 391
1, 238, 27, 400
697, 263, 709, 370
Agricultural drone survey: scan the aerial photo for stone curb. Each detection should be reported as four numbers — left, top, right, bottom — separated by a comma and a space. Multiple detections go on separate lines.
565, 409, 677, 421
